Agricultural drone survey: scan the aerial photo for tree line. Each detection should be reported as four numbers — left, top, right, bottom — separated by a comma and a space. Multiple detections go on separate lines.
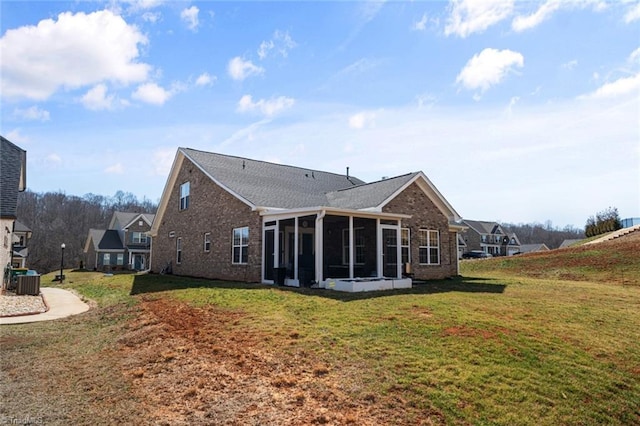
584, 207, 622, 238
16, 190, 157, 274
500, 221, 585, 249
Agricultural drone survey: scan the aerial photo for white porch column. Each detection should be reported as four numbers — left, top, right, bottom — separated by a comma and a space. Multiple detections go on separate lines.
349, 216, 354, 279
294, 216, 299, 282
315, 211, 325, 284
396, 220, 402, 279
376, 218, 382, 278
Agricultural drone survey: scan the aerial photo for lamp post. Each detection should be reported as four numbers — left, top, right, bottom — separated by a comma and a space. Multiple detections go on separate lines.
60, 243, 65, 283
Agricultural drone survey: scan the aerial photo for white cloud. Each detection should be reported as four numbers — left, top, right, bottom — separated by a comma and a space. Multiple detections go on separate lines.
236, 95, 295, 117
349, 111, 377, 129
624, 2, 640, 23
505, 96, 520, 115
444, 0, 514, 38
47, 153, 62, 165
227, 57, 264, 81
132, 83, 172, 105
512, 0, 561, 32
195, 73, 215, 86
81, 84, 116, 110
579, 73, 640, 99
579, 48, 640, 99
561, 59, 578, 70
411, 13, 429, 31
104, 163, 124, 174
12, 106, 50, 122
629, 47, 640, 65
456, 48, 524, 94
180, 6, 199, 31
142, 11, 161, 23
257, 30, 297, 60
0, 10, 150, 101
416, 93, 437, 109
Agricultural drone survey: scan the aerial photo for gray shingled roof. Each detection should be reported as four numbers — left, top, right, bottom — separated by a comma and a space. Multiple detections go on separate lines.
87, 229, 124, 251
183, 149, 426, 211
462, 220, 501, 234
325, 173, 419, 209
112, 211, 155, 229
1, 136, 26, 219
184, 148, 373, 209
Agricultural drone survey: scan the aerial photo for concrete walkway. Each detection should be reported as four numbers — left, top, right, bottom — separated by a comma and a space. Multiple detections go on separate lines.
0, 287, 90, 325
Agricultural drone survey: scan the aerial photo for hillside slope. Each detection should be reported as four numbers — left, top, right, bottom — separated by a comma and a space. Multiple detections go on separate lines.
461, 231, 640, 285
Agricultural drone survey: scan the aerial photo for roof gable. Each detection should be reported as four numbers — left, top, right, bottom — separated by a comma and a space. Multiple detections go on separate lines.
152, 148, 463, 235
84, 229, 124, 252
0, 136, 27, 219
109, 211, 155, 230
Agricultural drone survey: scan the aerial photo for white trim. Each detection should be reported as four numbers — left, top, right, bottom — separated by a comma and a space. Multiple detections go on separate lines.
122, 213, 154, 229
418, 229, 440, 265
260, 206, 411, 221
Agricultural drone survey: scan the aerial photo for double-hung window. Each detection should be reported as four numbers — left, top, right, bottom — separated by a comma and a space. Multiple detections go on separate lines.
204, 233, 211, 252
132, 232, 147, 244
419, 229, 440, 265
117, 253, 124, 266
179, 182, 190, 210
103, 253, 111, 265
232, 227, 249, 264
401, 228, 411, 264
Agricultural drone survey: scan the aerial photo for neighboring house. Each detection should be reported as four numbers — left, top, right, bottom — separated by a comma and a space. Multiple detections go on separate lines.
0, 136, 27, 274
517, 243, 550, 254
84, 211, 155, 271
457, 234, 467, 259
559, 239, 581, 249
150, 148, 466, 292
621, 218, 640, 228
460, 220, 521, 256
11, 220, 32, 268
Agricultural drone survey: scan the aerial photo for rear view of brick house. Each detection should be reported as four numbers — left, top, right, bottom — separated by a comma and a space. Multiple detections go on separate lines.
150, 148, 466, 292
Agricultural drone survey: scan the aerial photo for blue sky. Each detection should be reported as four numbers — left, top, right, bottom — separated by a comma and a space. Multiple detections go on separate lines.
1, 0, 638, 228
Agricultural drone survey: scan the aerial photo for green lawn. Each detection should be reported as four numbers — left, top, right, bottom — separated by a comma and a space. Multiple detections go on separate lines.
2, 266, 639, 425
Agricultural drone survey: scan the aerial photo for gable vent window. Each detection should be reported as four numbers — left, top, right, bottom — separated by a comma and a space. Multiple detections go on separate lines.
180, 181, 190, 210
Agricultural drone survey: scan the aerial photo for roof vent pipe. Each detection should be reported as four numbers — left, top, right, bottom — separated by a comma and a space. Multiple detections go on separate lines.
346, 167, 349, 179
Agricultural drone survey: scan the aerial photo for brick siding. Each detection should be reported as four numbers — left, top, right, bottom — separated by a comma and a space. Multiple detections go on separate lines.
151, 158, 262, 282
383, 182, 459, 279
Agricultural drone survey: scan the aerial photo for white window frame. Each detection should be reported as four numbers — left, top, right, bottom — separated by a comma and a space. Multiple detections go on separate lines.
419, 229, 440, 265
204, 232, 211, 252
117, 253, 124, 266
232, 227, 249, 265
132, 232, 147, 244
401, 228, 411, 264
179, 181, 190, 210
176, 237, 183, 264
103, 253, 111, 265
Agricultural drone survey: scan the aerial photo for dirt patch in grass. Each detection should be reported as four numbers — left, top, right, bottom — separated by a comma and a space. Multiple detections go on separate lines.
116, 296, 429, 425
